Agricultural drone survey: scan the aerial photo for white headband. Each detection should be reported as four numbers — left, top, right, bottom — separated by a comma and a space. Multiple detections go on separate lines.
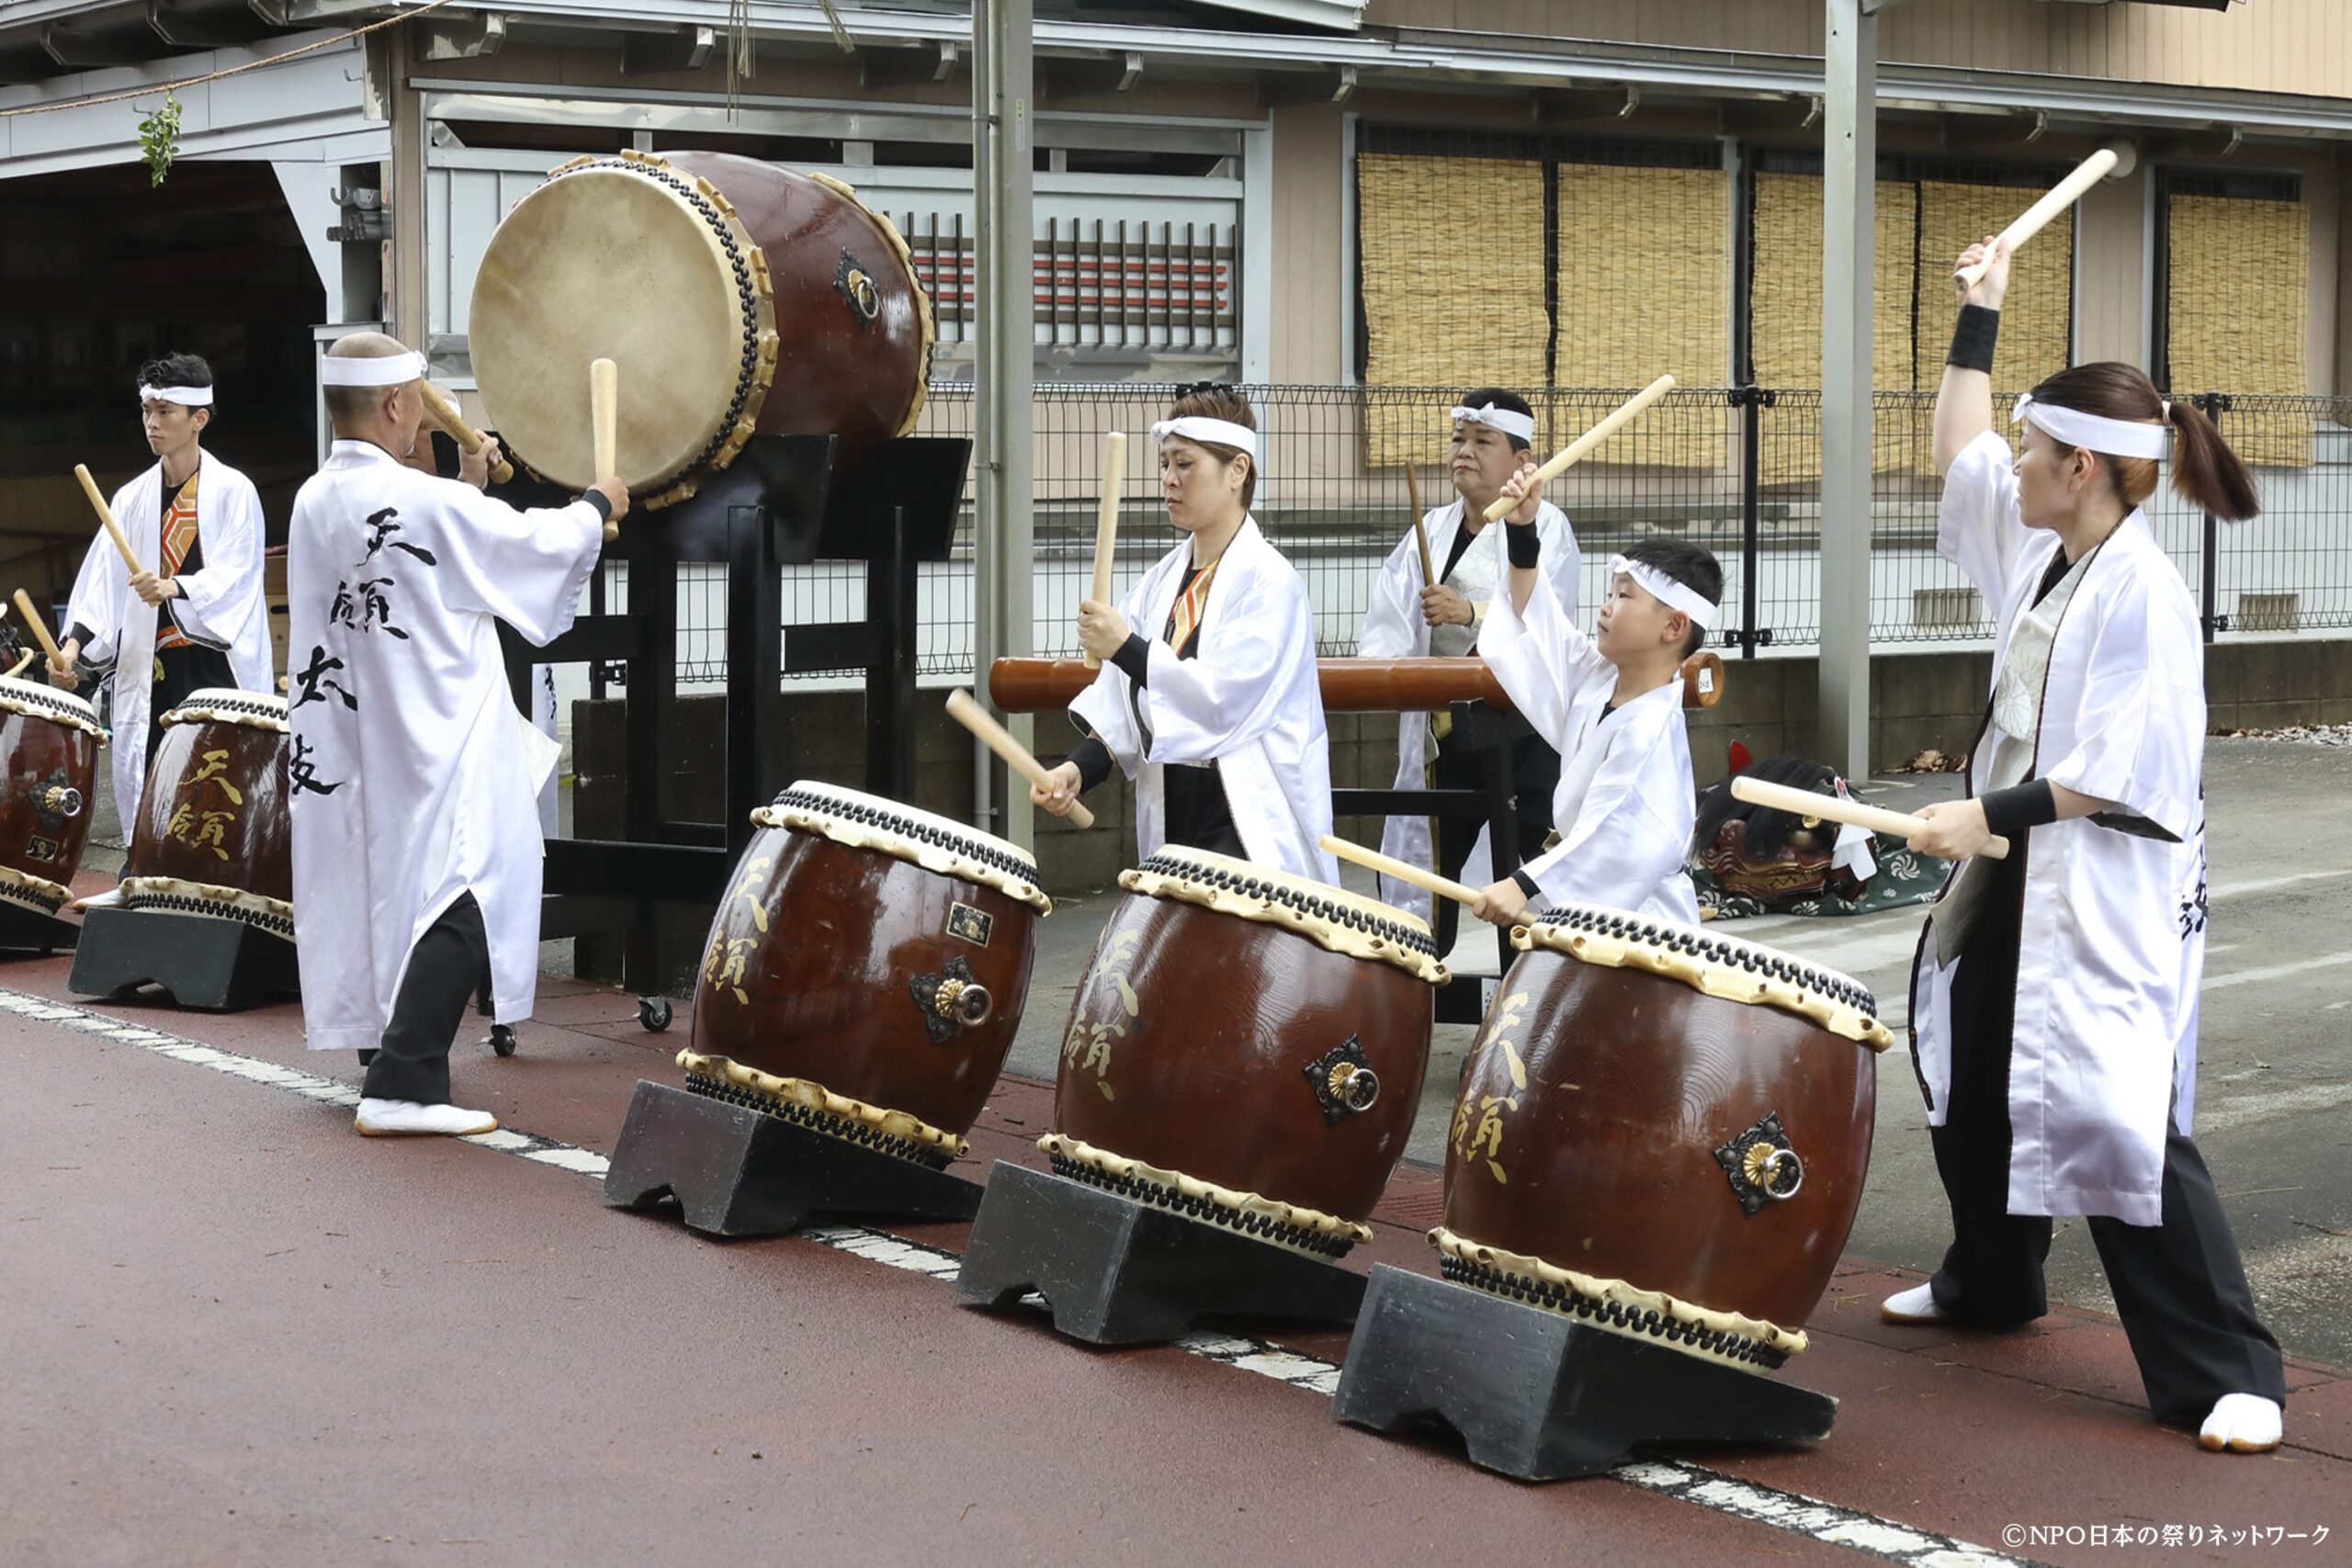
139, 384, 213, 408
1611, 553, 1719, 631
2012, 392, 2169, 461
1449, 402, 1535, 444
1151, 417, 1259, 463
320, 351, 427, 389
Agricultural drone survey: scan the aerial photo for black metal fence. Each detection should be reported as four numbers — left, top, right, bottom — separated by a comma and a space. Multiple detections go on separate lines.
629, 382, 2352, 684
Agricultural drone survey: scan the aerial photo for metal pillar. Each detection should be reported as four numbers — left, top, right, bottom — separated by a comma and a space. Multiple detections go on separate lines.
971, 0, 1036, 848
1819, 0, 1884, 782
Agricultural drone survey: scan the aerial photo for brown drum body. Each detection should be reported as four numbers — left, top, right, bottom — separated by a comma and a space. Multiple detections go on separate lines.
0, 679, 100, 914
470, 150, 933, 506
1052, 850, 1442, 1240
124, 694, 293, 933
1443, 911, 1882, 1356
688, 784, 1042, 1148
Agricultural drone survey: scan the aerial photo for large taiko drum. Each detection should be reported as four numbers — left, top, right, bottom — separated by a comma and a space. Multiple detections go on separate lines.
469, 150, 934, 507
1046, 848, 1447, 1258
677, 781, 1046, 1168
0, 677, 101, 919
1437, 902, 1888, 1371
121, 689, 292, 941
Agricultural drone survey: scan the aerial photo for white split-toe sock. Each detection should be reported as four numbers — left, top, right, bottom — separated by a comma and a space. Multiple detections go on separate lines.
1880, 1283, 1950, 1324
2199, 1393, 2283, 1454
355, 1098, 498, 1137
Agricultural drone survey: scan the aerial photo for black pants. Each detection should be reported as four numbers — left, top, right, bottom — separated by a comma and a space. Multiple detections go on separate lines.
1429, 728, 1557, 953
145, 643, 236, 771
1927, 846, 2285, 1425
361, 894, 491, 1106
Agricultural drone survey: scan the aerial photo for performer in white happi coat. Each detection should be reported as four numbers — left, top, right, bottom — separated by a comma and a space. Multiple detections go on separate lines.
288, 333, 628, 1137
50, 355, 272, 827
1887, 236, 2285, 1455
1464, 463, 1719, 930
1032, 386, 1337, 883
1357, 389, 1578, 944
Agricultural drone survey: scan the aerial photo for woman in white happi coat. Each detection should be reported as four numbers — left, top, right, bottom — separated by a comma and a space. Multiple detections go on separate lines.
51, 355, 272, 827
1357, 389, 1578, 941
1889, 235, 2284, 1454
288, 335, 627, 1138
1033, 385, 1337, 882
1465, 474, 1721, 929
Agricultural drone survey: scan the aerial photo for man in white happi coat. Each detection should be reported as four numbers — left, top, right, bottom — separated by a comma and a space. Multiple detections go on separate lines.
1357, 389, 1577, 947
288, 333, 627, 1137
50, 355, 272, 827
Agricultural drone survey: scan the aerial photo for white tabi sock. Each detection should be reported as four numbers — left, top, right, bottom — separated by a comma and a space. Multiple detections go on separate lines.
355, 1098, 498, 1137
1880, 1282, 1949, 1324
2198, 1393, 2283, 1454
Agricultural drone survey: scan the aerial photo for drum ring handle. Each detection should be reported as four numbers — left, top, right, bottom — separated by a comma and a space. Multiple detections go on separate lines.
933, 976, 992, 1028
42, 784, 85, 818
1757, 1147, 1803, 1200
1336, 1063, 1380, 1111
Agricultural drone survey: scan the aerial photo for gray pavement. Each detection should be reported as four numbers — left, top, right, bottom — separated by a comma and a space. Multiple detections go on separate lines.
1003, 738, 2352, 1368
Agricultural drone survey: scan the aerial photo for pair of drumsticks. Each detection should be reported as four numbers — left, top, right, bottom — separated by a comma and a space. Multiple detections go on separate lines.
427, 367, 621, 545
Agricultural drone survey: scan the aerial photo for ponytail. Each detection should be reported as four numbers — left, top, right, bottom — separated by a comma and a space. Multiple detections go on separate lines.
2164, 398, 2261, 523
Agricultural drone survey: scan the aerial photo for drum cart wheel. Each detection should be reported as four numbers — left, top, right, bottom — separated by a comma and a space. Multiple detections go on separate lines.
638, 996, 673, 1033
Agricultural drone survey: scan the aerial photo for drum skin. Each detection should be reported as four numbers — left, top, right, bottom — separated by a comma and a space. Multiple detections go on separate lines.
690, 823, 1038, 1138
1054, 892, 1433, 1224
0, 702, 97, 892
126, 718, 292, 903
664, 152, 929, 475
1444, 947, 1875, 1333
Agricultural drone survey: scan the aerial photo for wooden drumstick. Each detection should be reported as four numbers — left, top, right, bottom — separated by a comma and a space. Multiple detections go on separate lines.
1083, 431, 1125, 670
1954, 148, 2120, 288
589, 356, 620, 544
1320, 832, 1532, 924
945, 688, 1097, 830
11, 589, 63, 663
74, 465, 143, 576
1484, 375, 1676, 522
416, 383, 515, 486
1730, 775, 2010, 861
1405, 461, 1435, 588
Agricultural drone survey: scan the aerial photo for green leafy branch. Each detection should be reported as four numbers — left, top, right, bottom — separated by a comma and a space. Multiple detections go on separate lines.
137, 91, 182, 187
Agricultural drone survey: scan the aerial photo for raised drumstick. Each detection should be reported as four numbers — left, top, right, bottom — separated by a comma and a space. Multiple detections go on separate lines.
1321, 832, 1531, 924
946, 688, 1096, 830
1731, 775, 2009, 861
1083, 431, 1125, 670
1954, 147, 2121, 288
417, 383, 515, 486
1405, 461, 1435, 588
589, 356, 620, 544
11, 589, 63, 663
1484, 375, 1676, 522
74, 465, 143, 576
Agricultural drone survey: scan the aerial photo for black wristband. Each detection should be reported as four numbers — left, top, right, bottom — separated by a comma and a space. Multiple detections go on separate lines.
1110, 632, 1151, 689
579, 488, 614, 523
1978, 779, 2057, 839
1511, 868, 1542, 901
1505, 523, 1543, 569
1948, 304, 2000, 374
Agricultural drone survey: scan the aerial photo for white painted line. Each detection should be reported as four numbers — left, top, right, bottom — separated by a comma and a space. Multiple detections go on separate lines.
2202, 952, 2352, 991
0, 982, 2047, 1566
2208, 869, 2343, 902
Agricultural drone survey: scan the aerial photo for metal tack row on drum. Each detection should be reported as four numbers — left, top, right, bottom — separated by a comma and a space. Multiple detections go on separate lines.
614, 779, 1888, 1476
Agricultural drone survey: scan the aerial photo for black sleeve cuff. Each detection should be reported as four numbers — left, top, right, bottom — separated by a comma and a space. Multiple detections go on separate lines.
1979, 779, 2057, 839
1505, 523, 1543, 569
1110, 632, 1151, 689
66, 621, 96, 648
1511, 868, 1542, 900
579, 488, 613, 523
1947, 304, 2000, 374
1069, 737, 1114, 793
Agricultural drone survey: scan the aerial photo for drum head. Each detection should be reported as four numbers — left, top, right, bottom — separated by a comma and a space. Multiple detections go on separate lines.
470, 155, 775, 497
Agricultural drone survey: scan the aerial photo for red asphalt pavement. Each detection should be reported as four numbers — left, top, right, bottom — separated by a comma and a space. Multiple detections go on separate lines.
3, 925, 2347, 1566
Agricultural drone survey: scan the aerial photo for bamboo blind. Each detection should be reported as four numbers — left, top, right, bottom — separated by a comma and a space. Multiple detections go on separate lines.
2168, 193, 2312, 467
